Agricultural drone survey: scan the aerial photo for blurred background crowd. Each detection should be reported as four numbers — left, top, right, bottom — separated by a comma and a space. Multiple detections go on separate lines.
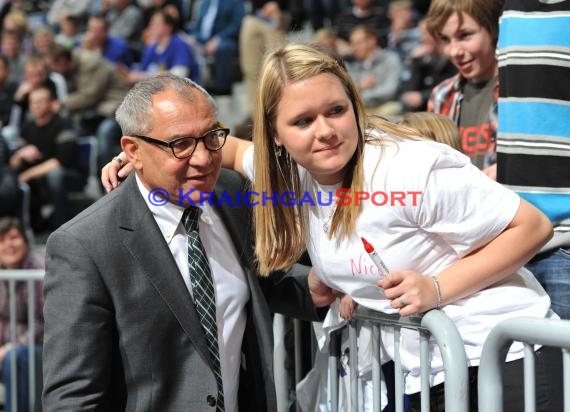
0, 0, 456, 242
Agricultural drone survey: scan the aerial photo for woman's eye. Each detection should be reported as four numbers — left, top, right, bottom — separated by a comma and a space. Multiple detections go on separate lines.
294, 117, 312, 127
330, 105, 345, 115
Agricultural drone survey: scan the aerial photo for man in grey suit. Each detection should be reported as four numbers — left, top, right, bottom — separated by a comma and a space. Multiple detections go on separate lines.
43, 73, 326, 411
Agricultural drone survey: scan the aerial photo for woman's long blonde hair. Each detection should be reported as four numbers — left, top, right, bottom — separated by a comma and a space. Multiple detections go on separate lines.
252, 43, 417, 276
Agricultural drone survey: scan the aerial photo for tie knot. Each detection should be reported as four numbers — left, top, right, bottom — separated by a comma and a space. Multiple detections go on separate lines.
181, 207, 201, 233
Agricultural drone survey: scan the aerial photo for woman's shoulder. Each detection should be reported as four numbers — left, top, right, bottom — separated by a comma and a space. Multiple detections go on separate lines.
364, 133, 471, 184
366, 132, 466, 163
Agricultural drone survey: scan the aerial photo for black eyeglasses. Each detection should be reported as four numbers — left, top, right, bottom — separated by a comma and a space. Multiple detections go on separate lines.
133, 125, 230, 159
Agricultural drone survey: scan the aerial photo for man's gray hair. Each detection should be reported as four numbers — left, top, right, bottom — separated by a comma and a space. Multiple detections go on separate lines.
115, 73, 218, 136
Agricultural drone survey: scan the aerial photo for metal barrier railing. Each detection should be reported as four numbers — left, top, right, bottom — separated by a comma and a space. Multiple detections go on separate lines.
0, 269, 44, 412
327, 307, 469, 412
478, 317, 570, 412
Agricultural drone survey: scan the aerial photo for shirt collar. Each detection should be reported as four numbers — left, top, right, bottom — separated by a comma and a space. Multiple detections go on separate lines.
135, 174, 214, 243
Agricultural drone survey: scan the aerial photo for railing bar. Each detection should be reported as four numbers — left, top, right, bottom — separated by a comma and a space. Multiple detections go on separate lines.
394, 326, 404, 412
421, 310, 468, 412
0, 269, 44, 281
328, 330, 340, 412
420, 330, 430, 412
524, 343, 536, 412
349, 321, 358, 412
372, 323, 381, 412
9, 279, 18, 412
28, 279, 36, 411
563, 348, 570, 412
478, 317, 570, 411
354, 308, 428, 332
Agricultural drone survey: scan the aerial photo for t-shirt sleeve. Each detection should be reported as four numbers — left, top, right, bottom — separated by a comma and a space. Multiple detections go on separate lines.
242, 144, 255, 181
412, 147, 520, 257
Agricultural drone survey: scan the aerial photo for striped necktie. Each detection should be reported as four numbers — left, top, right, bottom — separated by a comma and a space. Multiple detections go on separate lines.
182, 207, 224, 411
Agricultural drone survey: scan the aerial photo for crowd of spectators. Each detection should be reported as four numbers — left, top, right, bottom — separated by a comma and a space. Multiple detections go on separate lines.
0, 1, 569, 411
0, 0, 442, 238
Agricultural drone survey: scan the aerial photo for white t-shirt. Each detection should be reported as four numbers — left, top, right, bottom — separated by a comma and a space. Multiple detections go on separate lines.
242, 133, 554, 393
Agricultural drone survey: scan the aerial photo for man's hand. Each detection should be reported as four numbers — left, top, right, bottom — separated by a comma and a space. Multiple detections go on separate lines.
308, 269, 336, 307
16, 145, 42, 162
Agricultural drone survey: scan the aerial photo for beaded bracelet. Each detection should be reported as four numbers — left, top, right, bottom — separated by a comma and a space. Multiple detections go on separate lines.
431, 275, 442, 309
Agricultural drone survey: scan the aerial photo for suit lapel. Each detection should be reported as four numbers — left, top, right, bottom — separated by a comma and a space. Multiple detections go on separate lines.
214, 171, 276, 411
118, 175, 213, 368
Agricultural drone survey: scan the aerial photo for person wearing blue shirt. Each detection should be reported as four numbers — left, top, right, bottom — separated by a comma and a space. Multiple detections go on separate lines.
82, 14, 134, 69
188, 0, 245, 95
128, 9, 200, 84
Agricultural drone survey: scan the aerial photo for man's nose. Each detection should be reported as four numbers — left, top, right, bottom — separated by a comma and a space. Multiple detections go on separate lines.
188, 140, 213, 165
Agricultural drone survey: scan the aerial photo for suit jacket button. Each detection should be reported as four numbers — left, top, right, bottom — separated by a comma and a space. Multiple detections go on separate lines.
206, 395, 216, 407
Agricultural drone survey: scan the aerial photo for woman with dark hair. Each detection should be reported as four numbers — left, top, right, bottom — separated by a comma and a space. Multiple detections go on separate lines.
0, 217, 43, 412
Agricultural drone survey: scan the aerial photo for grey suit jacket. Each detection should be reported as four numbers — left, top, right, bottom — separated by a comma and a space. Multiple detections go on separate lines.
43, 169, 320, 411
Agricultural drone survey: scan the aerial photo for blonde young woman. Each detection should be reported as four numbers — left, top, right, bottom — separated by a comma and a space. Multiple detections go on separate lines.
102, 44, 562, 410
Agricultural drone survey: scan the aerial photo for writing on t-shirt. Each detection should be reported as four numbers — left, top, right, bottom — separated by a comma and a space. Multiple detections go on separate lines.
459, 122, 494, 169
351, 253, 385, 277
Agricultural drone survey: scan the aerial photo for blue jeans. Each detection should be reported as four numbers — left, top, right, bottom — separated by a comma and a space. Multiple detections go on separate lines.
209, 38, 238, 93
96, 117, 122, 172
1, 345, 43, 412
525, 247, 570, 319
45, 168, 86, 229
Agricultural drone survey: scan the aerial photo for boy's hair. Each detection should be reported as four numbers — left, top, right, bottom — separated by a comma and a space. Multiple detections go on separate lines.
152, 8, 178, 29
388, 0, 413, 14
30, 84, 57, 102
424, 0, 504, 45
349, 24, 379, 41
46, 43, 72, 62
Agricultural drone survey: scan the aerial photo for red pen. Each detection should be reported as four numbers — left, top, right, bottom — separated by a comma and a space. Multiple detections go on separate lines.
361, 237, 390, 279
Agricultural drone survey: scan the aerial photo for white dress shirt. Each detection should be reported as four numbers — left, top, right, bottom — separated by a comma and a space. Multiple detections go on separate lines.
137, 176, 249, 412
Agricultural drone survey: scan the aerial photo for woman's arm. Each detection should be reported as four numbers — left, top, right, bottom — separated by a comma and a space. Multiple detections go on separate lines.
100, 135, 252, 192
436, 199, 552, 303
221, 135, 252, 177
381, 199, 553, 316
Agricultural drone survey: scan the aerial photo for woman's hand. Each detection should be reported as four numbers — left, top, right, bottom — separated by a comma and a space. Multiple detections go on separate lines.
339, 293, 357, 320
379, 271, 439, 317
101, 152, 133, 192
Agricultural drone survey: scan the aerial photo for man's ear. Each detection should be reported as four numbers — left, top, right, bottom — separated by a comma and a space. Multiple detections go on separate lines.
121, 136, 142, 170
